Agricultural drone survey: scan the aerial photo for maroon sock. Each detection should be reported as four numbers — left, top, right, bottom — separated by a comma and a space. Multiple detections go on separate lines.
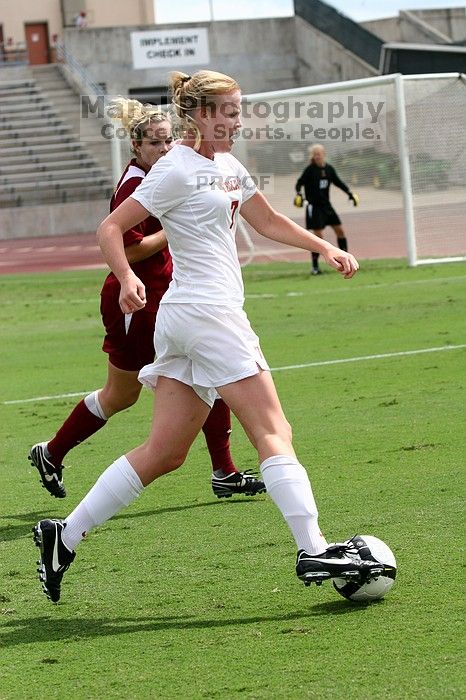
202, 399, 237, 475
47, 399, 107, 466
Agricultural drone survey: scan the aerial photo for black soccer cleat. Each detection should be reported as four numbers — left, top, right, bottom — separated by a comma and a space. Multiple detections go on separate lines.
296, 541, 384, 587
33, 519, 75, 603
343, 535, 389, 583
211, 470, 266, 499
29, 442, 66, 498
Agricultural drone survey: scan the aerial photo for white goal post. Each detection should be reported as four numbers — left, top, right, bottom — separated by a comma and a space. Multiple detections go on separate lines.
394, 72, 466, 266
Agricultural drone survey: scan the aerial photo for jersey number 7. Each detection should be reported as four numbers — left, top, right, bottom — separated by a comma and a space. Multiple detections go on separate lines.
229, 199, 239, 229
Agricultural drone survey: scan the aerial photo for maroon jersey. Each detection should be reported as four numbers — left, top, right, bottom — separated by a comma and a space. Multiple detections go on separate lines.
100, 159, 173, 371
101, 159, 173, 312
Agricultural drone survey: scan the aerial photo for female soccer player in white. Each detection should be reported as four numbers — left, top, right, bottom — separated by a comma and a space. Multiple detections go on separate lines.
28, 99, 264, 500
33, 70, 383, 602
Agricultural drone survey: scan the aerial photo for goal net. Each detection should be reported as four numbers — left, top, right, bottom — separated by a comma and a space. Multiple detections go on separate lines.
233, 73, 466, 266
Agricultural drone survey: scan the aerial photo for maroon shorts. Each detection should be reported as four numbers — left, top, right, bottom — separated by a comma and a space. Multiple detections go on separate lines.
101, 292, 158, 372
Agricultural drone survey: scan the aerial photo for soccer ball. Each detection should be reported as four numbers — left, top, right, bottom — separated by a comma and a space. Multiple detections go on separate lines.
333, 535, 397, 602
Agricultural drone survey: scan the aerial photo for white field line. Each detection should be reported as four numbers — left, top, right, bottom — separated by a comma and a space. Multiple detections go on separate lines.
269, 343, 466, 372
3, 343, 465, 406
3, 391, 91, 406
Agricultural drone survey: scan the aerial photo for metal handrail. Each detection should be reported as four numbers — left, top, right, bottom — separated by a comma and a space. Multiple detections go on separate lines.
55, 39, 121, 183
55, 39, 105, 98
0, 45, 28, 66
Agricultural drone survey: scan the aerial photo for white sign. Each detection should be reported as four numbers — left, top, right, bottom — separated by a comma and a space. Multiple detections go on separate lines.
131, 28, 210, 69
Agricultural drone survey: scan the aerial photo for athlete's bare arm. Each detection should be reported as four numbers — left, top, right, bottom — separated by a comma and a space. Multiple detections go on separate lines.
125, 231, 168, 263
240, 191, 358, 278
97, 197, 151, 312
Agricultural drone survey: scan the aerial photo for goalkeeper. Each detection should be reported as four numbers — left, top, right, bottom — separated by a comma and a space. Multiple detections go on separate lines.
294, 144, 359, 275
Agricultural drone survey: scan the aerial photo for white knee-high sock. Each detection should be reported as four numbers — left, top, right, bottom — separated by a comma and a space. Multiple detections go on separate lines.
61, 456, 143, 551
260, 455, 328, 554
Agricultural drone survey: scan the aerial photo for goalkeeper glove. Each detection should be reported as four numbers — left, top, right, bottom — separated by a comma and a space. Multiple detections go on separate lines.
294, 194, 303, 208
348, 192, 359, 207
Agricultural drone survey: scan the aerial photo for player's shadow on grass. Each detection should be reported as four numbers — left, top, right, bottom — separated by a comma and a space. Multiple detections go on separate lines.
309, 600, 378, 614
0, 511, 61, 543
0, 499, 262, 542
112, 497, 264, 522
0, 604, 363, 647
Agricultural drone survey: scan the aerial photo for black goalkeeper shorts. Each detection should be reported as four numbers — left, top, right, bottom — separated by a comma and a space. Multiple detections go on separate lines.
306, 204, 341, 230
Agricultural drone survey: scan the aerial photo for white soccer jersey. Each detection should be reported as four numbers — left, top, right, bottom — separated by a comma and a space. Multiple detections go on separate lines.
130, 144, 257, 307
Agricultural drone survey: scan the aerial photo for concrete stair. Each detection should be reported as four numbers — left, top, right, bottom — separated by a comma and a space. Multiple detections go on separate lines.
31, 64, 113, 173
0, 65, 114, 208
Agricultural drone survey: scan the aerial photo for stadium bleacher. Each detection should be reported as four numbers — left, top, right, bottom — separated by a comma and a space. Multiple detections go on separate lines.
0, 66, 113, 209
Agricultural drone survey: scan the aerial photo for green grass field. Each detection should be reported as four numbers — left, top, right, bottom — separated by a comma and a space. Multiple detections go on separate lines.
0, 259, 465, 700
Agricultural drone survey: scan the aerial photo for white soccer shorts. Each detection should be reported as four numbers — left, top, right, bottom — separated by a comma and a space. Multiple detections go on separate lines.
138, 303, 270, 406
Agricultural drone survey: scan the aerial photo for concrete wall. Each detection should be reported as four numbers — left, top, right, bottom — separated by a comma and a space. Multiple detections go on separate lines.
361, 17, 401, 43
80, 0, 155, 29
0, 0, 62, 46
63, 13, 379, 96
63, 17, 299, 95
367, 12, 450, 44
295, 16, 377, 86
0, 199, 108, 240
413, 8, 466, 42
362, 8, 466, 44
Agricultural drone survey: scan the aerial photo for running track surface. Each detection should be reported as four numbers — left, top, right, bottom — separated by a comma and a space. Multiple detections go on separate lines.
0, 233, 106, 275
1, 204, 465, 275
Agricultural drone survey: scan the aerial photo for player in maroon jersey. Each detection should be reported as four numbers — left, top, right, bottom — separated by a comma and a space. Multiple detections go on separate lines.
28, 99, 264, 500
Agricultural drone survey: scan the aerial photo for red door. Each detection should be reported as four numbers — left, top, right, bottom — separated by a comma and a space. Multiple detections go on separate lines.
25, 23, 49, 65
